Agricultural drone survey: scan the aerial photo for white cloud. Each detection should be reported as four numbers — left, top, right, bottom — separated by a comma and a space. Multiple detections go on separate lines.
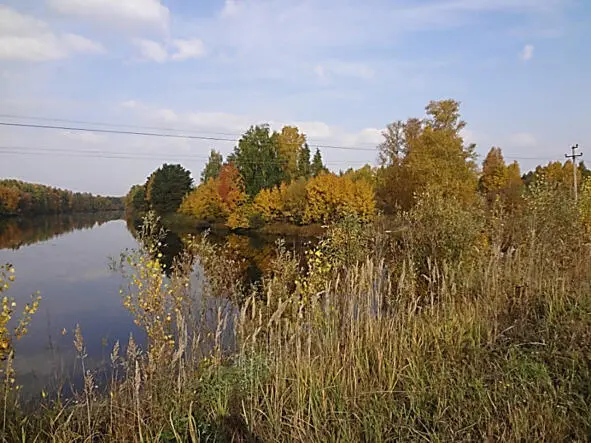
520, 44, 535, 61
119, 100, 381, 153
61, 131, 105, 144
0, 5, 47, 35
510, 132, 537, 148
47, 0, 170, 31
132, 38, 168, 63
157, 109, 178, 122
314, 61, 375, 82
120, 100, 138, 109
221, 0, 242, 18
0, 6, 104, 61
170, 39, 206, 61
132, 38, 206, 63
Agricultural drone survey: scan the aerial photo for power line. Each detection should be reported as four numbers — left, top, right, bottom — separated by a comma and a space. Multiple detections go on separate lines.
0, 119, 570, 163
0, 113, 380, 148
0, 145, 367, 166
0, 120, 378, 152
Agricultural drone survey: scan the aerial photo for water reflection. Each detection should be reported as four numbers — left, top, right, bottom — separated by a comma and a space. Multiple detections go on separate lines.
125, 217, 312, 286
0, 212, 123, 250
0, 213, 314, 395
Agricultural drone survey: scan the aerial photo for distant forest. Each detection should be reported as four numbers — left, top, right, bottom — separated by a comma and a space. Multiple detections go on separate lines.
0, 179, 123, 217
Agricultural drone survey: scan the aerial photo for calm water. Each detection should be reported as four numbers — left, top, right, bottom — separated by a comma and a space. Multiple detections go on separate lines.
0, 214, 143, 389
0, 213, 308, 392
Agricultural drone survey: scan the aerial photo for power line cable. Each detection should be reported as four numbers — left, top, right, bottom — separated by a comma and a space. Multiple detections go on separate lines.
0, 113, 380, 147
0, 145, 368, 165
0, 120, 378, 152
0, 120, 567, 163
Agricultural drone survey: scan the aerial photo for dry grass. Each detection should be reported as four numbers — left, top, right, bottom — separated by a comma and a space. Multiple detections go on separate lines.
1, 187, 591, 442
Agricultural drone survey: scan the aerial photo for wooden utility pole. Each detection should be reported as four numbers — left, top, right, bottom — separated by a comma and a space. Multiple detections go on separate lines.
565, 144, 583, 202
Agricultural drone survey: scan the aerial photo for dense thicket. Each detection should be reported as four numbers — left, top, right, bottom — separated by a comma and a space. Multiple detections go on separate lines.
0, 180, 123, 217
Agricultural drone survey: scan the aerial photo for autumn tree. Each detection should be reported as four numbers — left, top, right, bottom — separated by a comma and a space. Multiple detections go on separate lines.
277, 126, 306, 180
311, 148, 327, 177
0, 180, 123, 216
216, 163, 247, 216
376, 99, 478, 211
0, 185, 20, 215
304, 173, 375, 224
523, 160, 582, 194
282, 178, 308, 224
479, 147, 508, 204
229, 125, 285, 197
378, 120, 407, 167
503, 161, 524, 212
253, 186, 285, 223
201, 150, 223, 183
342, 164, 376, 187
145, 163, 193, 215
179, 179, 224, 221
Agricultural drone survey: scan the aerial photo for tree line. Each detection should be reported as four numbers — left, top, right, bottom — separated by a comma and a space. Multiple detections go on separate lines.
125, 99, 591, 231
0, 180, 124, 217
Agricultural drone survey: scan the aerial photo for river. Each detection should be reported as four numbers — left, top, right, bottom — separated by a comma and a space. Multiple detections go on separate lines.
0, 213, 310, 394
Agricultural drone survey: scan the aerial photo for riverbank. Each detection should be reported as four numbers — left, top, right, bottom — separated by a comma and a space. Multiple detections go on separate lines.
160, 212, 326, 238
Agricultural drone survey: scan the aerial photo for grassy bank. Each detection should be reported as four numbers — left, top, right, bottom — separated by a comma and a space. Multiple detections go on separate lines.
2, 186, 591, 441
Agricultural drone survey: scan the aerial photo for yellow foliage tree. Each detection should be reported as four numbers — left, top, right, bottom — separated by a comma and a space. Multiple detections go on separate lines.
0, 185, 21, 215
277, 126, 306, 180
282, 178, 308, 224
179, 179, 224, 221
304, 173, 375, 224
253, 186, 285, 222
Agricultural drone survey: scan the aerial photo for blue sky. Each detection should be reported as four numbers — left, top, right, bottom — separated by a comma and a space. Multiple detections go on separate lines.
0, 0, 589, 195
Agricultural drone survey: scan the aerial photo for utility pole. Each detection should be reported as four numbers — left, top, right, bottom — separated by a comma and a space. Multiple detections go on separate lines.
565, 144, 583, 202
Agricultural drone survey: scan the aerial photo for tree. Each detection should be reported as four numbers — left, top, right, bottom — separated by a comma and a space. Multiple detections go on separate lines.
343, 164, 376, 187
0, 185, 20, 215
216, 163, 247, 216
145, 164, 193, 215
580, 161, 591, 182
201, 150, 223, 183
304, 173, 375, 224
230, 125, 285, 197
125, 184, 148, 215
378, 120, 406, 167
376, 99, 478, 211
179, 179, 224, 221
0, 179, 123, 216
253, 186, 285, 223
277, 126, 306, 180
479, 147, 508, 204
297, 143, 312, 179
503, 161, 524, 212
282, 178, 308, 224
311, 148, 326, 177
524, 160, 582, 193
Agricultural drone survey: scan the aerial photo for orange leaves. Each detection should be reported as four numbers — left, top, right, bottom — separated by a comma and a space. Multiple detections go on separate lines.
179, 163, 248, 222
217, 163, 247, 215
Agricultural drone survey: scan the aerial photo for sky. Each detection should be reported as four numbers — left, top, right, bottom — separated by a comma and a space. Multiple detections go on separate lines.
0, 0, 589, 196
